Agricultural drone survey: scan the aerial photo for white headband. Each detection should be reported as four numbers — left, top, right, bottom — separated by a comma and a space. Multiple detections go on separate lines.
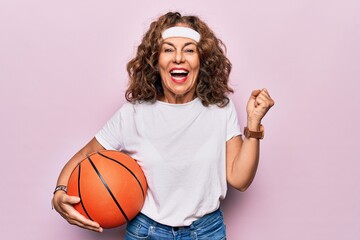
162, 26, 201, 42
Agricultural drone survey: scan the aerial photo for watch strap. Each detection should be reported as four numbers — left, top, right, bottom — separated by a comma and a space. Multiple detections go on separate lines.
244, 124, 264, 139
53, 185, 67, 194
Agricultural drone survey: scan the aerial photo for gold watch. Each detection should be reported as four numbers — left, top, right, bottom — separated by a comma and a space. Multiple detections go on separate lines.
244, 124, 264, 139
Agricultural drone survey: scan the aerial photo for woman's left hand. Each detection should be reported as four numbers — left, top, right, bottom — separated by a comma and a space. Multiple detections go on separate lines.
246, 89, 275, 126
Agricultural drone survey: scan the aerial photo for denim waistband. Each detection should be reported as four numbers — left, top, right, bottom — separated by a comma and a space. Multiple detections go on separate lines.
134, 208, 222, 231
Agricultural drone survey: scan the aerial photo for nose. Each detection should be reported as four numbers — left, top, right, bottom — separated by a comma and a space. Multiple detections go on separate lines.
173, 49, 185, 64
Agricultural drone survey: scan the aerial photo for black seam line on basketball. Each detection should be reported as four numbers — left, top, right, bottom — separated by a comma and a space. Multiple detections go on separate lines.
97, 151, 146, 199
87, 156, 130, 223
77, 163, 94, 221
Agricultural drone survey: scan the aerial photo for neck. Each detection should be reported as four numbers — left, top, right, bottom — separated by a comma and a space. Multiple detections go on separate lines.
159, 92, 196, 104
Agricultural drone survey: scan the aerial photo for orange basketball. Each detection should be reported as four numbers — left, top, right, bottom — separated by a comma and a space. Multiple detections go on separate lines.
67, 150, 147, 229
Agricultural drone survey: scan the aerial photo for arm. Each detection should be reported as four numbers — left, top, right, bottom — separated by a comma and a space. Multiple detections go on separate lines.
52, 137, 105, 232
226, 89, 274, 191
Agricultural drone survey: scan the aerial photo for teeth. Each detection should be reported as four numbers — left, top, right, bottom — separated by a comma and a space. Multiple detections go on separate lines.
170, 69, 188, 74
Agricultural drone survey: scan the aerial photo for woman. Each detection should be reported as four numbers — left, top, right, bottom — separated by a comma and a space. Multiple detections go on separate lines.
52, 12, 274, 239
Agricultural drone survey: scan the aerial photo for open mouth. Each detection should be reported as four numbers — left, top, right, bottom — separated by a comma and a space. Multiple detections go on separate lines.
170, 68, 189, 82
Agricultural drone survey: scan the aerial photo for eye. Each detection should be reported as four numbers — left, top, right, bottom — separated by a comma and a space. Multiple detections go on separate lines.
164, 48, 174, 53
184, 48, 196, 54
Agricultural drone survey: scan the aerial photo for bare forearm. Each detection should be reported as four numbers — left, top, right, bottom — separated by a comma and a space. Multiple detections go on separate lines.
226, 88, 274, 191
56, 137, 105, 186
52, 137, 105, 232
230, 137, 260, 191
56, 151, 88, 186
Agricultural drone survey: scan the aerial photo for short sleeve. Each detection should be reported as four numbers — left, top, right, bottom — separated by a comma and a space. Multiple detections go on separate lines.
95, 108, 124, 150
226, 99, 242, 141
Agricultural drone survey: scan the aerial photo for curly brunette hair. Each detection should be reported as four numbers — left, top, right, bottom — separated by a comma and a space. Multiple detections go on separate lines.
126, 12, 233, 107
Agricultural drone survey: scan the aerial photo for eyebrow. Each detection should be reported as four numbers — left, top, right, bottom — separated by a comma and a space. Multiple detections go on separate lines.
162, 41, 197, 48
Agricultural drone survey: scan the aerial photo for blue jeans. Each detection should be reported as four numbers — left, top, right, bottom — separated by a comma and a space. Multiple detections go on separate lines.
125, 209, 226, 240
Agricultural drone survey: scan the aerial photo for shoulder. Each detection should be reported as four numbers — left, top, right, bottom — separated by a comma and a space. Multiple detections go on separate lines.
207, 97, 237, 111
226, 97, 237, 109
119, 100, 147, 111
117, 101, 157, 117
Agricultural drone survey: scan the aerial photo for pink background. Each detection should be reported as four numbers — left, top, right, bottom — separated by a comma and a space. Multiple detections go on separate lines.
1, 0, 359, 239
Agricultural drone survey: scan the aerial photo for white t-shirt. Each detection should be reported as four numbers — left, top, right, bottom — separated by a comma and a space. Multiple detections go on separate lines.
95, 98, 241, 226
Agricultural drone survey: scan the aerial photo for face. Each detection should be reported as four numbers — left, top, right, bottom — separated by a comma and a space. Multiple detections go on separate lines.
157, 37, 200, 104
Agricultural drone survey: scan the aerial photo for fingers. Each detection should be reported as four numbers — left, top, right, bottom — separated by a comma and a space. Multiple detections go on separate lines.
250, 89, 261, 99
247, 88, 275, 122
252, 88, 275, 108
66, 195, 81, 204
62, 207, 103, 232
53, 192, 103, 232
250, 88, 274, 108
